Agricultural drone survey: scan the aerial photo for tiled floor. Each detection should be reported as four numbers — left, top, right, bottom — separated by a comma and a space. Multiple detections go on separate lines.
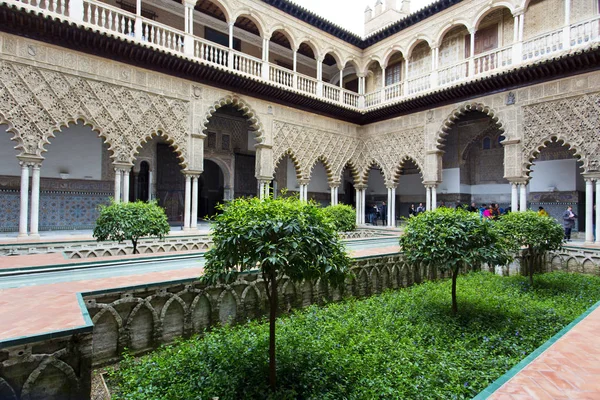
0, 240, 401, 344
487, 304, 600, 399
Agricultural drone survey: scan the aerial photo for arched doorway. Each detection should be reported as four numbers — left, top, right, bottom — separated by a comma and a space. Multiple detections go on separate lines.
137, 161, 150, 202
199, 160, 224, 219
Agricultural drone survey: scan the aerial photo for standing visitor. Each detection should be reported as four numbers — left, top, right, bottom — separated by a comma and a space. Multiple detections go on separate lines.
416, 203, 425, 214
562, 205, 577, 241
467, 202, 478, 212
538, 206, 549, 217
409, 204, 416, 217
381, 201, 387, 225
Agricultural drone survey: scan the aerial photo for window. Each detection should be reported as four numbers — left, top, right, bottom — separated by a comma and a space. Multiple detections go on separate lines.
482, 137, 491, 150
385, 62, 402, 86
205, 27, 241, 51
207, 132, 216, 149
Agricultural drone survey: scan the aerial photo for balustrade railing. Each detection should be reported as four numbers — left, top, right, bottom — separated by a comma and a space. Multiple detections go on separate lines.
384, 81, 403, 102
323, 82, 341, 102
233, 53, 261, 77
141, 19, 184, 52
3, 0, 600, 112
365, 90, 381, 107
570, 16, 600, 47
269, 64, 294, 88
438, 60, 468, 86
297, 75, 318, 95
523, 28, 564, 61
83, 0, 135, 37
194, 39, 229, 67
474, 45, 512, 75
343, 90, 359, 107
406, 73, 431, 95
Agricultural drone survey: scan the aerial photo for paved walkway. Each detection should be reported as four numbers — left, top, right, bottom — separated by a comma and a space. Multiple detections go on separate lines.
0, 238, 400, 345
486, 303, 600, 399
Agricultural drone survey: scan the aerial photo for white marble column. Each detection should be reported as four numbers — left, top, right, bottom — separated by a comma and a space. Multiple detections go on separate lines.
330, 185, 338, 205
425, 186, 432, 211
511, 183, 519, 212
596, 179, 600, 244
355, 187, 361, 225
29, 163, 41, 238
519, 183, 527, 212
114, 168, 122, 203
184, 174, 191, 229
386, 187, 393, 227
361, 188, 366, 225
191, 175, 198, 229
18, 162, 30, 238
148, 170, 153, 201
391, 187, 396, 227
431, 185, 437, 211
469, 29, 476, 76
585, 178, 594, 243
122, 169, 130, 203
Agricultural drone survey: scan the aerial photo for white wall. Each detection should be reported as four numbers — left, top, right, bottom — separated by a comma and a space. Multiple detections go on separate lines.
530, 159, 580, 192
366, 168, 386, 194
42, 124, 103, 180
0, 125, 21, 176
307, 162, 330, 193
397, 173, 426, 195
437, 168, 460, 193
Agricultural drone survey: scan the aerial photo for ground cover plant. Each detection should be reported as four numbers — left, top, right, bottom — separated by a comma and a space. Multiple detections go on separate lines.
109, 272, 600, 400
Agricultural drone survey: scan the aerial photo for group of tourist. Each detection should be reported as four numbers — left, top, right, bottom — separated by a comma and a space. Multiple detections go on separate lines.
366, 202, 388, 225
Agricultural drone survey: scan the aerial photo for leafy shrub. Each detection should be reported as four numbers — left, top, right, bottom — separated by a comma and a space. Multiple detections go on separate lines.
109, 272, 600, 400
495, 210, 564, 284
93, 200, 170, 254
321, 204, 356, 232
400, 208, 511, 314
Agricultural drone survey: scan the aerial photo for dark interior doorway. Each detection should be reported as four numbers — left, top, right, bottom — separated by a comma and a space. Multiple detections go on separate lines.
199, 160, 224, 219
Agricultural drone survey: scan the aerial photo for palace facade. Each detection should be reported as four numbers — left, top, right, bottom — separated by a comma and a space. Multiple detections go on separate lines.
0, 0, 599, 241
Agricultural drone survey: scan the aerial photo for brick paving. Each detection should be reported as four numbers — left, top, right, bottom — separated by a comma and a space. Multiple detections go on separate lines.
488, 304, 600, 400
0, 242, 401, 344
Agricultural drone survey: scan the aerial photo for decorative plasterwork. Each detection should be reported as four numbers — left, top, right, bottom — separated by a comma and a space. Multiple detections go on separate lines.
522, 93, 600, 174
0, 61, 190, 166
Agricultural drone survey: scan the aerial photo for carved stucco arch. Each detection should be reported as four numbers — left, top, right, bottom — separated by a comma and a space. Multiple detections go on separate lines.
390, 155, 425, 185
523, 135, 584, 176
436, 102, 504, 150
275, 149, 302, 180
0, 60, 190, 165
359, 159, 388, 186
231, 10, 267, 38
381, 47, 405, 69
434, 21, 473, 46
202, 96, 266, 144
306, 155, 334, 184
135, 129, 188, 168
0, 110, 27, 156
521, 93, 600, 174
267, 25, 297, 51
473, 2, 516, 30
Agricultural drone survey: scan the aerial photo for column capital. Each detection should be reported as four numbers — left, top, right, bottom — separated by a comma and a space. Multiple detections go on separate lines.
182, 0, 196, 7
297, 179, 310, 186
507, 177, 530, 185
328, 181, 341, 189
422, 181, 439, 188
468, 27, 477, 35
385, 183, 397, 190
512, 8, 525, 17
583, 173, 600, 182
354, 184, 367, 190
17, 155, 43, 166
183, 170, 202, 177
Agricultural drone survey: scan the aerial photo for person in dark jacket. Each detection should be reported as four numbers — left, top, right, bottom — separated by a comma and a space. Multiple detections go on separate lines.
562, 205, 577, 241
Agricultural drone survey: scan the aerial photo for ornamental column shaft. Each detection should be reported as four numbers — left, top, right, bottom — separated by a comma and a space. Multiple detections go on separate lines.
387, 188, 392, 226
585, 178, 594, 243
184, 174, 191, 229
519, 183, 527, 212
30, 163, 41, 238
122, 169, 130, 203
426, 186, 431, 211
114, 169, 122, 204
431, 185, 437, 211
511, 183, 519, 212
18, 162, 30, 238
361, 188, 366, 224
191, 176, 198, 229
391, 187, 396, 227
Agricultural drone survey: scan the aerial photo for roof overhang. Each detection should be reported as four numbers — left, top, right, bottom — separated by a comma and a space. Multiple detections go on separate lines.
1, 4, 599, 126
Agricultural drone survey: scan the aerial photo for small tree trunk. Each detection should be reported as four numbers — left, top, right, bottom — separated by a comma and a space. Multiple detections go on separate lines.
269, 270, 277, 391
451, 267, 459, 315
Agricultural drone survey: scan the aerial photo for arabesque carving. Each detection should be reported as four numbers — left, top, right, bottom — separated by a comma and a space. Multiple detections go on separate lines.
0, 61, 190, 166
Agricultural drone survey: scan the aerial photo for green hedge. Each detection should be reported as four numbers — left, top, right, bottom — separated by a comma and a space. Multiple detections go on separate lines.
321, 204, 356, 232
109, 272, 600, 399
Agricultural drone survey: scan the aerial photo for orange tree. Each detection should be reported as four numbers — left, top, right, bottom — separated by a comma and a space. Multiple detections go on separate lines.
201, 196, 351, 391
400, 207, 510, 315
